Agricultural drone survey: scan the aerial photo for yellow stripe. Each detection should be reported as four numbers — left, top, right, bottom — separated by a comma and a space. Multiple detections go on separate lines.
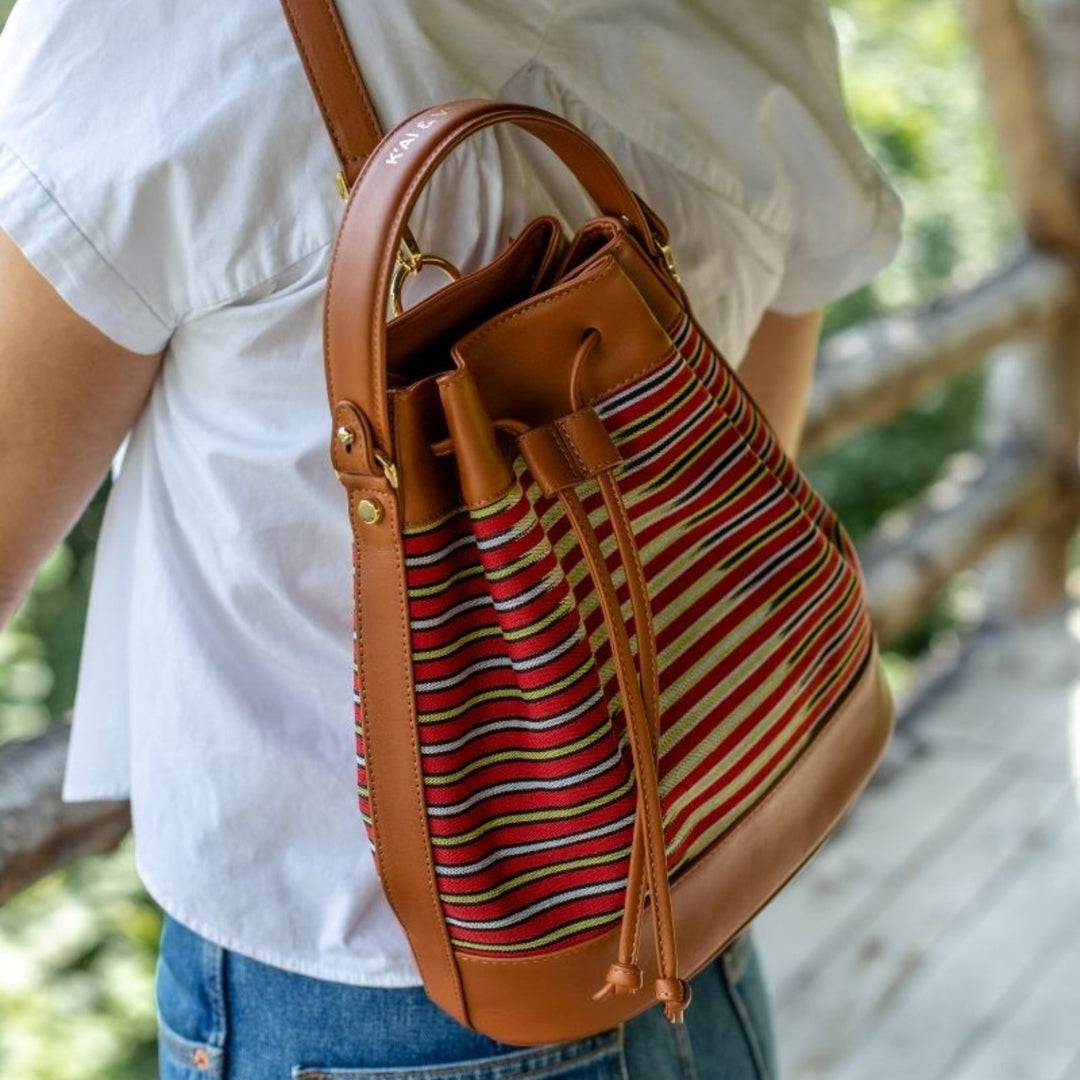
430, 772, 635, 847
625, 400, 727, 479
487, 548, 548, 583
665, 630, 868, 855
418, 656, 597, 724
467, 486, 521, 521
450, 909, 622, 952
440, 846, 631, 906
423, 720, 610, 785
642, 497, 803, 609
501, 593, 577, 642
655, 544, 836, 754
404, 503, 470, 536
609, 374, 698, 446
413, 625, 502, 662
409, 547, 552, 600
409, 563, 484, 599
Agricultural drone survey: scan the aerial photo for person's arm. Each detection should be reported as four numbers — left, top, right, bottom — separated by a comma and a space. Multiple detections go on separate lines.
735, 307, 824, 462
0, 230, 165, 626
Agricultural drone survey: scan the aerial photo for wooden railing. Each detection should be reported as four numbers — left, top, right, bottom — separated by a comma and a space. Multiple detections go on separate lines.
3, 0, 1079, 905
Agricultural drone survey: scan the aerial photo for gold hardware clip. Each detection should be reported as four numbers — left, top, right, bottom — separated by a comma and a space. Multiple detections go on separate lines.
373, 450, 399, 490
658, 240, 681, 285
389, 226, 461, 316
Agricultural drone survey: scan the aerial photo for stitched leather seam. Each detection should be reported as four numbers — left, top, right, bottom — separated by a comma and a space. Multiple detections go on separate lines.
280, 1, 350, 166
316, 0, 382, 148
350, 490, 392, 921
600, 472, 657, 974
351, 485, 467, 1019
324, 231, 342, 410
461, 261, 619, 350
593, 479, 672, 978
582, 348, 676, 410
389, 497, 468, 1020
628, 822, 645, 964
464, 480, 518, 512
603, 473, 659, 720
554, 420, 588, 478
409, 504, 468, 530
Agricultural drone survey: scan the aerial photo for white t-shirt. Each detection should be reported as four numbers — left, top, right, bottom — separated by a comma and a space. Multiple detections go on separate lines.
0, 0, 901, 985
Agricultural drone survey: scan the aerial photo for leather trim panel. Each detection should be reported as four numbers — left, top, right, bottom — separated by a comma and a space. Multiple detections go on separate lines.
453, 257, 675, 431
453, 643, 894, 1045
343, 475, 469, 1024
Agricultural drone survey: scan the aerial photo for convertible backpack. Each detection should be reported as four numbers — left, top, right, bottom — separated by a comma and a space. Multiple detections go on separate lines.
281, 0, 895, 1045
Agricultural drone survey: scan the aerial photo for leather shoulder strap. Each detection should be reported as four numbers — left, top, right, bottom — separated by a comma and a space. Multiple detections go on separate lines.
279, 0, 384, 186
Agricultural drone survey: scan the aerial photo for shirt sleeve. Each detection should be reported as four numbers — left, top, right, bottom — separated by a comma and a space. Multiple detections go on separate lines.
0, 0, 180, 353
0, 0, 341, 355
747, 4, 903, 314
0, 141, 172, 355
532, 0, 903, 318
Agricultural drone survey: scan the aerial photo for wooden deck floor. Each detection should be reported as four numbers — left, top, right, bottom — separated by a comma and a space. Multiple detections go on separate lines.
754, 602, 1080, 1080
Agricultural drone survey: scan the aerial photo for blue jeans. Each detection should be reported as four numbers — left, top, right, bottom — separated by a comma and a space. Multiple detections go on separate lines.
155, 913, 778, 1079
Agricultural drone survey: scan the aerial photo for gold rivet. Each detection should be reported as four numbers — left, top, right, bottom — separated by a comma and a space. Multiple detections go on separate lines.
356, 499, 382, 525
336, 427, 355, 447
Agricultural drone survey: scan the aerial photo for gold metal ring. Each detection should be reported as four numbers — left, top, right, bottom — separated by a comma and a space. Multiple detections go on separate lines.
390, 228, 461, 316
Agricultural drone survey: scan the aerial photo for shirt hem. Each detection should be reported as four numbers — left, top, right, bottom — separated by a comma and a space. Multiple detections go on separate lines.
134, 851, 426, 989
60, 787, 131, 803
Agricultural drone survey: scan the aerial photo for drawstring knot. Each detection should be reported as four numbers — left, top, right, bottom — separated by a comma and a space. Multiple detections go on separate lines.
591, 962, 644, 1000
655, 977, 693, 1023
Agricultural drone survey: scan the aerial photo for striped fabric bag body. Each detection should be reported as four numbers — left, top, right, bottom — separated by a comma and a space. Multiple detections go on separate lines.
382, 309, 876, 962
322, 99, 895, 1046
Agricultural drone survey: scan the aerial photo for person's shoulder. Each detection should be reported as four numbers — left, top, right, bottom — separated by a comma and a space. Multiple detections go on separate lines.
532, 0, 902, 314
2, 0, 313, 180
0, 0, 340, 329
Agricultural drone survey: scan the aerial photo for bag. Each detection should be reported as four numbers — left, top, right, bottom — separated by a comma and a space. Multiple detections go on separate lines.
281, 0, 895, 1046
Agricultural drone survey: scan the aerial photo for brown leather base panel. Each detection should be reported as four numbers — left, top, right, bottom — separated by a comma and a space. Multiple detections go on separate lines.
450, 643, 895, 1045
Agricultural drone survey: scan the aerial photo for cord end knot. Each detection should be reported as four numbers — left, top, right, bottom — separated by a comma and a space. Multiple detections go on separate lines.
592, 961, 644, 1000
655, 976, 692, 1023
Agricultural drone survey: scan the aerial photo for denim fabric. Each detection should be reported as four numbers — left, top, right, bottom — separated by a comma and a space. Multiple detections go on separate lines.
156, 913, 777, 1080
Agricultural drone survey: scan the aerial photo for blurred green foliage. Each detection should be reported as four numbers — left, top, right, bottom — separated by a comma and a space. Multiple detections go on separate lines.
806, 0, 1019, 655
0, 838, 160, 1080
0, 1, 1026, 1077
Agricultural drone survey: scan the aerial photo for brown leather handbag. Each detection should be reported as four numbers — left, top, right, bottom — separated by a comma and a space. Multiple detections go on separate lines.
281, 0, 895, 1046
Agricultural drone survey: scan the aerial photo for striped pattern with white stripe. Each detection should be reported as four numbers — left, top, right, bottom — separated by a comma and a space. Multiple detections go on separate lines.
357, 309, 875, 957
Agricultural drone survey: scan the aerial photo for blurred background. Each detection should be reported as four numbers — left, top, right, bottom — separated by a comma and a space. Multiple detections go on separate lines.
2, 1, 1079, 1078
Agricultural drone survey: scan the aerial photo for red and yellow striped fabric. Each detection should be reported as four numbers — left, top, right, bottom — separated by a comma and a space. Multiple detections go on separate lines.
354, 310, 875, 958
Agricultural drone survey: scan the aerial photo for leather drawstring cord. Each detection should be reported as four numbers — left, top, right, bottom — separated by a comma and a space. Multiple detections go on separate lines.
559, 332, 691, 1023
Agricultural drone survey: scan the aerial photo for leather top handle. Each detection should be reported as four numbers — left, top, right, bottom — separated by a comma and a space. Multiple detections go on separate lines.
324, 98, 662, 456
